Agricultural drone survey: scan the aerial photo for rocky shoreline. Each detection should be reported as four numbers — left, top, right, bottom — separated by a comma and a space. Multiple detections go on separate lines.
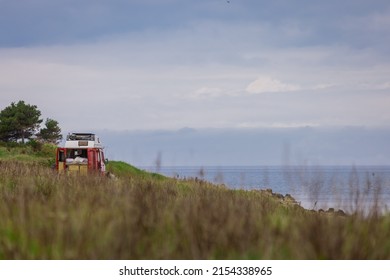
257, 188, 347, 216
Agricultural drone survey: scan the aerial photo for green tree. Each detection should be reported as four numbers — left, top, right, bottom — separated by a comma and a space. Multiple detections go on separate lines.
39, 118, 63, 144
0, 100, 43, 143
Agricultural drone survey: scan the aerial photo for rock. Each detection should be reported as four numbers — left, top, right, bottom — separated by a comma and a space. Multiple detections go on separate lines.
336, 209, 346, 216
284, 194, 297, 203
274, 193, 284, 199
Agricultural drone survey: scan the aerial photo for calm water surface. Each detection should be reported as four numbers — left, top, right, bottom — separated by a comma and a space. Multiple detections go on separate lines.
143, 165, 390, 213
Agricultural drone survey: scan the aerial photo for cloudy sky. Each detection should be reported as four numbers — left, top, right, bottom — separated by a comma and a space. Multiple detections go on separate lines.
1, 0, 390, 131
1, 0, 390, 165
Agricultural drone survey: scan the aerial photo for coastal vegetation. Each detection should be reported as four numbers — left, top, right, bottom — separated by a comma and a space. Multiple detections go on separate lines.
0, 144, 390, 259
0, 100, 62, 144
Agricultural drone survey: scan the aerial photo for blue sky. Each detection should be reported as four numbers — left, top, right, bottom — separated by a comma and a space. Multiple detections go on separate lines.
1, 1, 390, 165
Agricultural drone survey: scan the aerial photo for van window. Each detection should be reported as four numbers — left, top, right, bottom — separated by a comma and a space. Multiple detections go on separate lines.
66, 149, 88, 159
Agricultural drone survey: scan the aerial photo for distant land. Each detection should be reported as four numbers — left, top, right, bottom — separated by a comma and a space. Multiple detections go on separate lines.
88, 126, 390, 167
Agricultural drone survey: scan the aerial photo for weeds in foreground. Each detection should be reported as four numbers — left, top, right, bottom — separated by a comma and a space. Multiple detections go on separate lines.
1, 161, 390, 259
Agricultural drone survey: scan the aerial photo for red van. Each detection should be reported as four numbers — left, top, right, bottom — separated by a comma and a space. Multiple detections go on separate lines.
56, 133, 106, 175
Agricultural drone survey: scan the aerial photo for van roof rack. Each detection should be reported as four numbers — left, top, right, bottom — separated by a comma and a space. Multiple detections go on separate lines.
66, 133, 95, 141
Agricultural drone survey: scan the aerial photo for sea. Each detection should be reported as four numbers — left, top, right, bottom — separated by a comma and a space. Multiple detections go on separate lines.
142, 165, 390, 213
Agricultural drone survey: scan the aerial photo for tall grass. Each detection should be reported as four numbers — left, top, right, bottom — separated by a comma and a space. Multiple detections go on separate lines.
1, 161, 390, 259
282, 165, 389, 216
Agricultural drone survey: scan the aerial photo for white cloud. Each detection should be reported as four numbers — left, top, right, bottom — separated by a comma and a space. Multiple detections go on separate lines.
375, 82, 390, 90
237, 121, 321, 129
246, 76, 301, 94
311, 83, 338, 90
191, 87, 224, 99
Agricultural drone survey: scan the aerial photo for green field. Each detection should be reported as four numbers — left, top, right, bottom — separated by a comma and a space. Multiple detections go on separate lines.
1, 143, 390, 259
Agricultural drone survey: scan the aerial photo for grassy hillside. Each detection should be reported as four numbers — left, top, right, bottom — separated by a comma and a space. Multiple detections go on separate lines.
1, 145, 390, 259
0, 142, 56, 165
106, 160, 165, 180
